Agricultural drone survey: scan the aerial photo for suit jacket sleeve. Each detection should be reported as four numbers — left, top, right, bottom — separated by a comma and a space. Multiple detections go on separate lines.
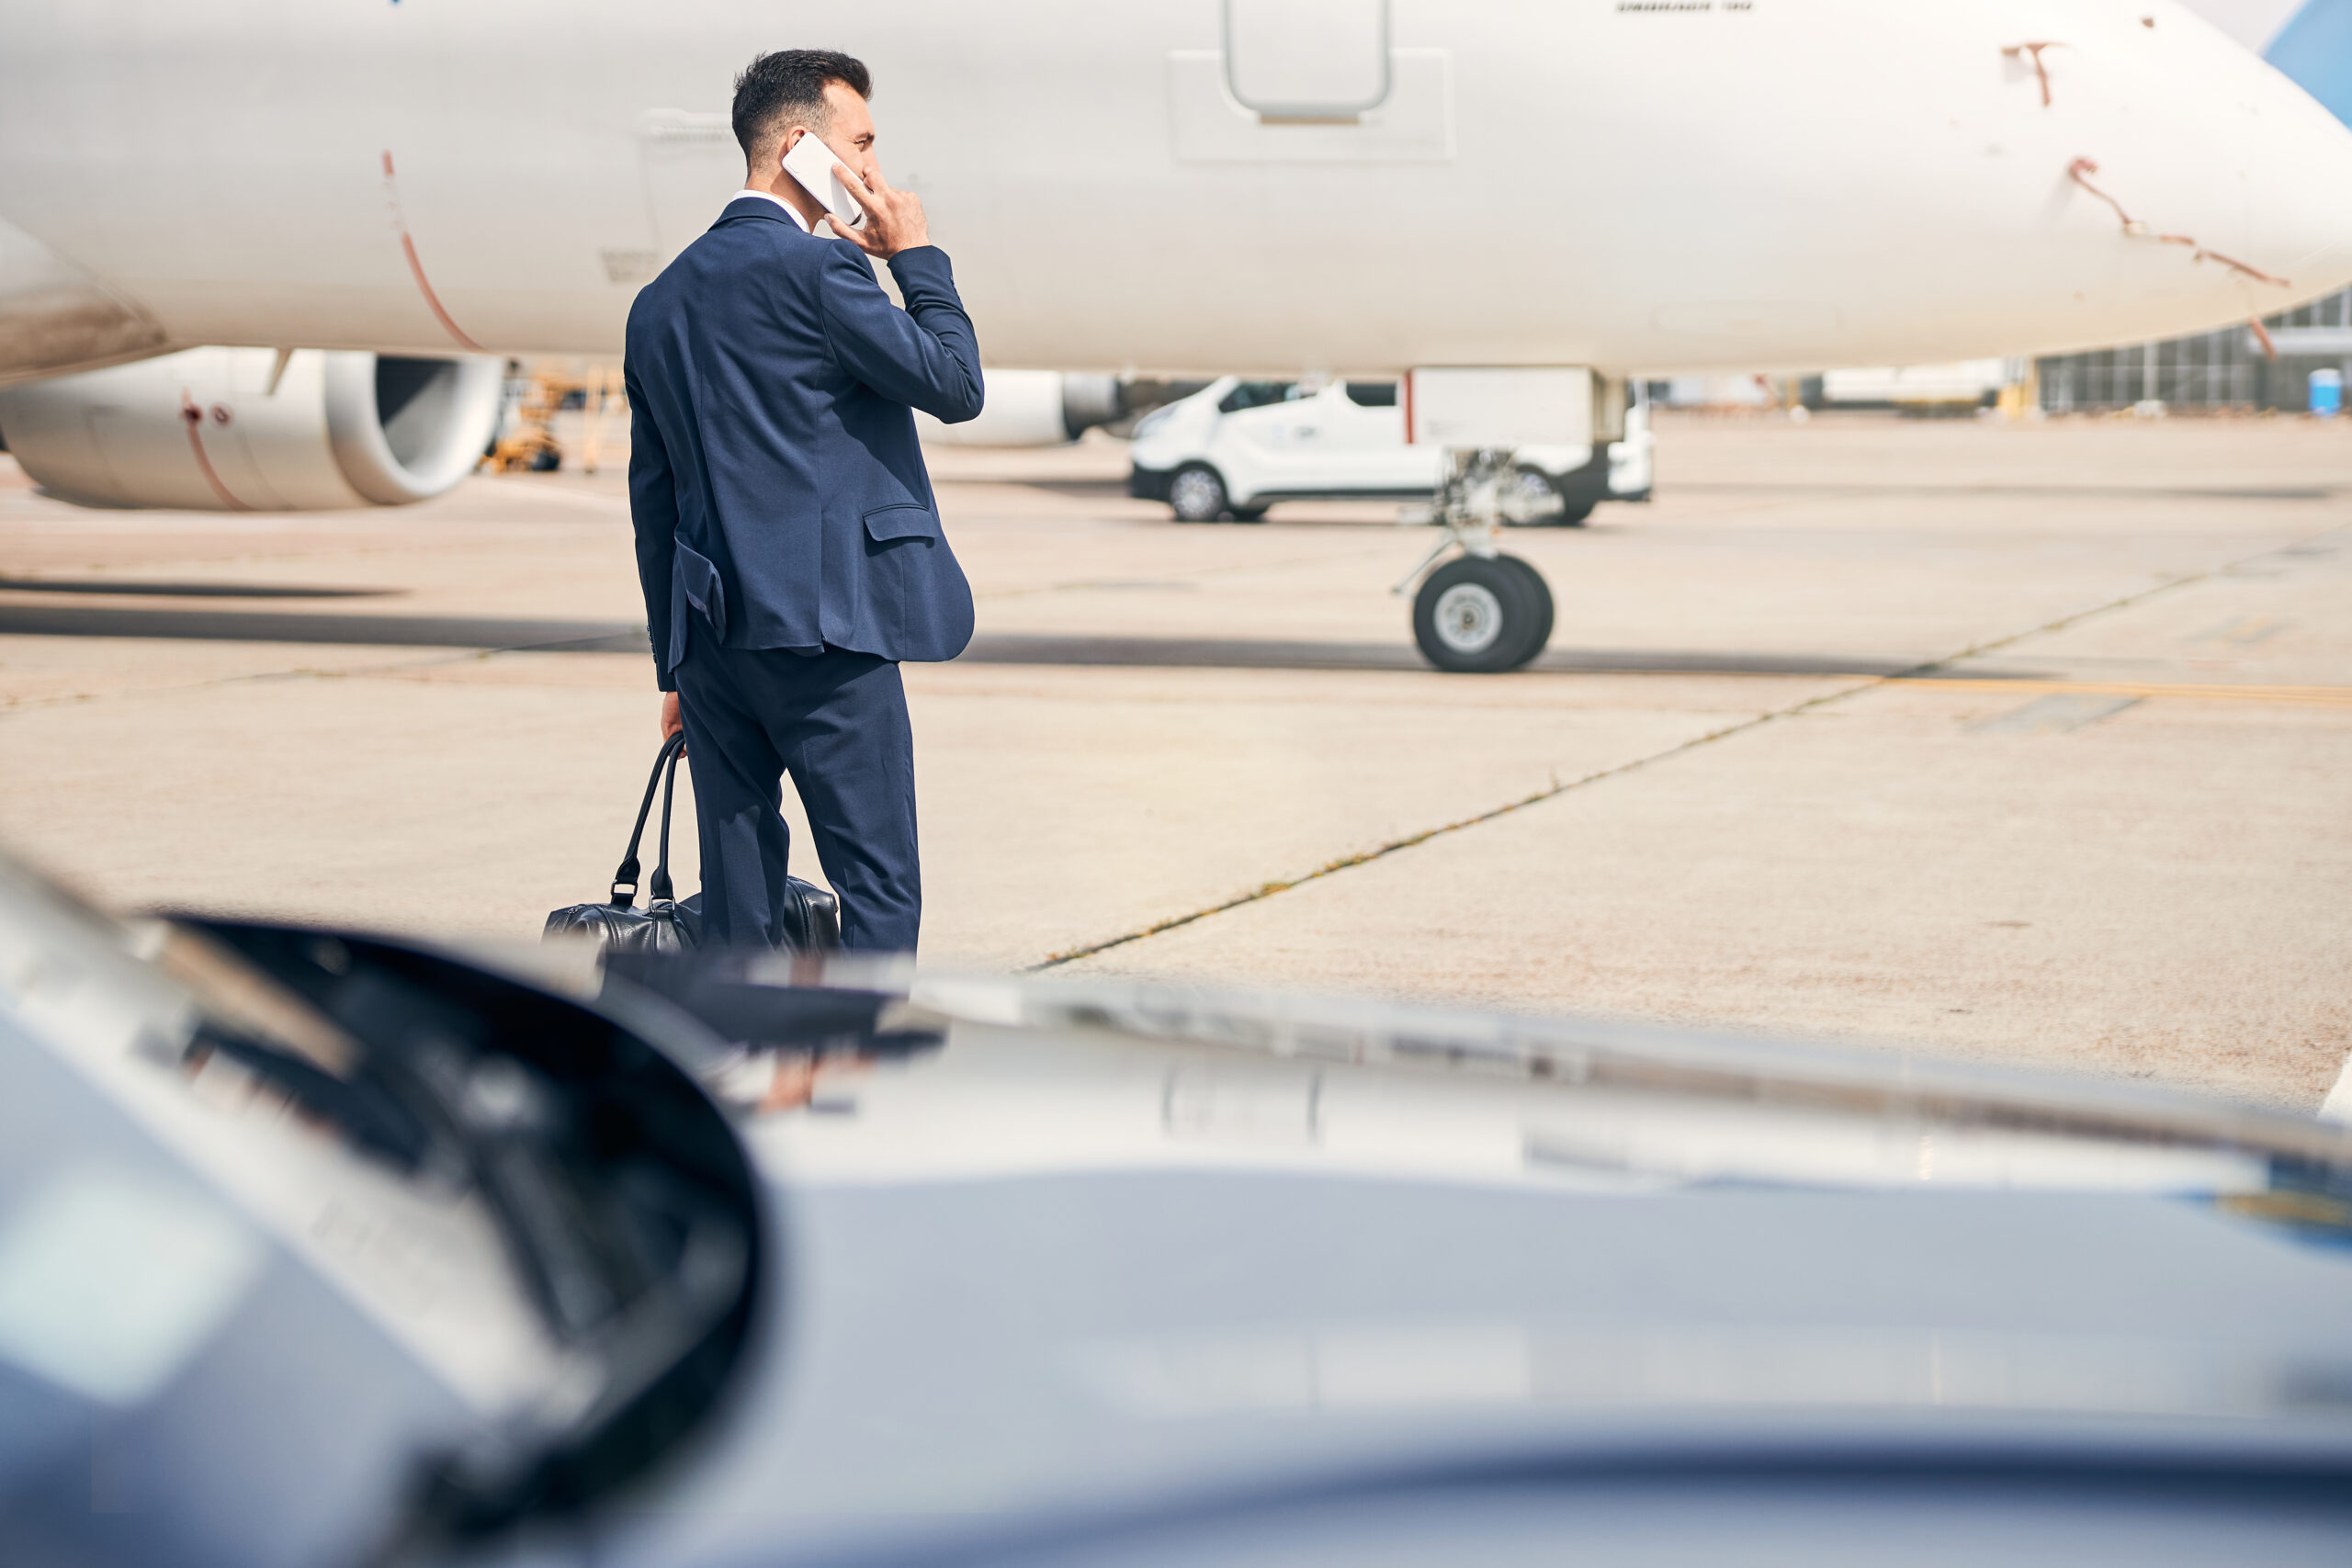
816, 241, 986, 423
624, 361, 680, 693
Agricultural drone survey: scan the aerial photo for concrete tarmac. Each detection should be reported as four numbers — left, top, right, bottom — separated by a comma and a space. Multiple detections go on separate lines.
2, 412, 2346, 1108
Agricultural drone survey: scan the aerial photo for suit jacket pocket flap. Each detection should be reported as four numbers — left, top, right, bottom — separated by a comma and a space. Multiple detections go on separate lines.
863, 503, 939, 542
673, 539, 728, 639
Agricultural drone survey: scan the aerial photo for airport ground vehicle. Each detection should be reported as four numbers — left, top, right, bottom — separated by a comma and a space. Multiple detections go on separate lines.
1129, 375, 1648, 671
11, 853, 2352, 1566
1815, 360, 2014, 415
1127, 378, 1654, 526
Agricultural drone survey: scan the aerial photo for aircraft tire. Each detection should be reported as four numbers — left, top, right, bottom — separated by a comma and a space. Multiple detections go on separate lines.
1494, 554, 1555, 660
1412, 555, 1548, 673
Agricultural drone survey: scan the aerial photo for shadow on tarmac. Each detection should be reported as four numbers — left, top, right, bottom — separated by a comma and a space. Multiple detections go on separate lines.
0, 601, 1971, 678
959, 634, 1924, 677
0, 603, 641, 651
0, 578, 395, 599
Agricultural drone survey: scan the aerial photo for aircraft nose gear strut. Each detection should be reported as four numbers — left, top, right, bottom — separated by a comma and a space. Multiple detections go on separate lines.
1395, 447, 1555, 672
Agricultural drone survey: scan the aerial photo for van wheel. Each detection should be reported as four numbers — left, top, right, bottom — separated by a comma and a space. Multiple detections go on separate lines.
1169, 464, 1229, 523
1499, 464, 1593, 527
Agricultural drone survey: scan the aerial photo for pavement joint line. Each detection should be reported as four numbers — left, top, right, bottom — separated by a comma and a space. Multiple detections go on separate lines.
1030, 522, 2346, 972
1028, 684, 1873, 970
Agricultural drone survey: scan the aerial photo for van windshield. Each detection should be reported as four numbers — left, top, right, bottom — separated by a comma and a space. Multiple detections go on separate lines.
1216, 380, 1297, 413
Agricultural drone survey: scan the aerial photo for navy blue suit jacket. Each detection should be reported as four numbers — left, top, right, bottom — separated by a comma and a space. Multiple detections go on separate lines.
624, 197, 984, 688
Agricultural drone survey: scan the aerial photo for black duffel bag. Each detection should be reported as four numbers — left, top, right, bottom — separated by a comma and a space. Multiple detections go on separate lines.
545, 733, 841, 953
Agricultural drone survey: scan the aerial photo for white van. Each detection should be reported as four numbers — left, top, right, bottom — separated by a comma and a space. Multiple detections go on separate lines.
1127, 377, 1653, 525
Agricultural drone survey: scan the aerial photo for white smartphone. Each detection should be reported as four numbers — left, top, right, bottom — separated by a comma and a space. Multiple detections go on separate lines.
781, 131, 868, 231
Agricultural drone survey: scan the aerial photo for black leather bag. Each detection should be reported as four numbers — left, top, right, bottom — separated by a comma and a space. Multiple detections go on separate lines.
544, 734, 842, 953
735, 874, 844, 957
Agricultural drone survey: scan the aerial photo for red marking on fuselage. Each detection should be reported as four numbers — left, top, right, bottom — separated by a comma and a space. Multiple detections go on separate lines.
2002, 42, 2062, 107
2195, 248, 2290, 288
2067, 157, 2139, 231
180, 392, 252, 512
2066, 158, 2290, 291
381, 148, 484, 352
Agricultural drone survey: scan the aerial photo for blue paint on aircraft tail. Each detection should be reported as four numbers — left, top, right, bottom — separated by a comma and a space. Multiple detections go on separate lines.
2267, 0, 2352, 127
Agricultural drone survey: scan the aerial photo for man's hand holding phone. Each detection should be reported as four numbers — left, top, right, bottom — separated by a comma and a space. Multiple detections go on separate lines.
780, 128, 930, 259
824, 161, 928, 259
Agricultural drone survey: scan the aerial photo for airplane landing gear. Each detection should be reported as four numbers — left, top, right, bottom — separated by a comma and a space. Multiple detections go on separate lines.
1397, 447, 1554, 672
1413, 555, 1552, 671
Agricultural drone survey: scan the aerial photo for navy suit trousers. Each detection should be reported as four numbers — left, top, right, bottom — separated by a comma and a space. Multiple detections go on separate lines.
673, 632, 919, 953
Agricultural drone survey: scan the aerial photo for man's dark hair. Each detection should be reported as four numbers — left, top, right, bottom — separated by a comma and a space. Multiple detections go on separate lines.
732, 50, 871, 167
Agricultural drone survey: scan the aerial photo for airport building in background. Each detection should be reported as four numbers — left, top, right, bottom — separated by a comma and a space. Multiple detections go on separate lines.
1655, 283, 2352, 417
2037, 284, 2352, 412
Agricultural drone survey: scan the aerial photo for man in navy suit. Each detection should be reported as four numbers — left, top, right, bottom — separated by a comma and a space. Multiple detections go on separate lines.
625, 50, 983, 952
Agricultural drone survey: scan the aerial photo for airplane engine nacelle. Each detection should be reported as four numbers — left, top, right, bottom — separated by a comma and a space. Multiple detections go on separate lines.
0, 346, 502, 511
913, 369, 1125, 447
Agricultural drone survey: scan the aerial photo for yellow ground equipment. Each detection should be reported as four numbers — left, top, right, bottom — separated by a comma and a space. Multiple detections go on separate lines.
481, 364, 627, 475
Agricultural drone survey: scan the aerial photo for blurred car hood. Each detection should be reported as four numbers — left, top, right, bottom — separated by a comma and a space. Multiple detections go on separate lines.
566, 961, 2352, 1568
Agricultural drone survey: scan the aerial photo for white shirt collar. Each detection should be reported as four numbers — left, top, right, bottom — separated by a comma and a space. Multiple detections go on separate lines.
729, 187, 811, 232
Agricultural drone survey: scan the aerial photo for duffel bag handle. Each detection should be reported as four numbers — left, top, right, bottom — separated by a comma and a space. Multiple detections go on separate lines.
650, 739, 683, 905
612, 731, 688, 908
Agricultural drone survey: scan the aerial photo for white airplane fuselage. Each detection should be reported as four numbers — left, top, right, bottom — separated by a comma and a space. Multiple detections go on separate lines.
5, 0, 2352, 382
